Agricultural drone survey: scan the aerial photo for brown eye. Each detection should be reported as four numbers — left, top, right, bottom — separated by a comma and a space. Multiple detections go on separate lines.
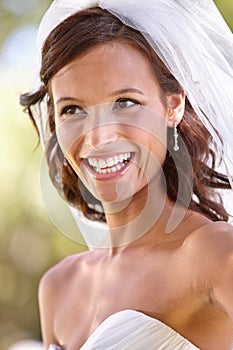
113, 98, 139, 110
61, 105, 87, 116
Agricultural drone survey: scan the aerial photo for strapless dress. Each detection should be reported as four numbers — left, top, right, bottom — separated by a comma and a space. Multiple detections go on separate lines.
48, 309, 200, 349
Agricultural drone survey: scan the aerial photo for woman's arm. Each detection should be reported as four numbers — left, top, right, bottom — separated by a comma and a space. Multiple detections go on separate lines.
186, 221, 233, 320
211, 225, 233, 320
38, 268, 60, 349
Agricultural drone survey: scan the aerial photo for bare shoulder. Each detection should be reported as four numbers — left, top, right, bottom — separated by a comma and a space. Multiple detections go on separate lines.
184, 220, 233, 258
182, 220, 233, 291
39, 250, 93, 296
38, 250, 97, 346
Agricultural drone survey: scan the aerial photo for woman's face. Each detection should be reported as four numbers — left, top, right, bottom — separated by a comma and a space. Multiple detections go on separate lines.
51, 42, 180, 203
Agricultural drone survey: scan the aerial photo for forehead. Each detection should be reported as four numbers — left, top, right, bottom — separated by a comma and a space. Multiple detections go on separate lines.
52, 41, 156, 81
54, 41, 152, 73
50, 41, 161, 104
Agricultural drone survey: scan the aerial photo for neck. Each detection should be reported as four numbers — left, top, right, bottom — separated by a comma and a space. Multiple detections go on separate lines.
101, 177, 177, 253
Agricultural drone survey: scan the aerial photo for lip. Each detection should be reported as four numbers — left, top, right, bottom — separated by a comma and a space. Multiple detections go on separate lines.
82, 152, 135, 181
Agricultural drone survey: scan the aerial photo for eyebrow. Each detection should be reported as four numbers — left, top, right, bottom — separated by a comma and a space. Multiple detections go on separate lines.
109, 88, 144, 96
55, 97, 84, 105
55, 88, 144, 105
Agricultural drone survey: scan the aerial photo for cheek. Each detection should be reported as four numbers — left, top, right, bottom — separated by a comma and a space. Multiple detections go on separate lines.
124, 115, 168, 157
131, 119, 168, 180
136, 133, 167, 181
149, 136, 168, 176
55, 117, 84, 161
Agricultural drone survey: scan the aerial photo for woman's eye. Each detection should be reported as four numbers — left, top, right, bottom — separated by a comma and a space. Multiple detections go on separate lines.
113, 98, 139, 110
61, 105, 86, 116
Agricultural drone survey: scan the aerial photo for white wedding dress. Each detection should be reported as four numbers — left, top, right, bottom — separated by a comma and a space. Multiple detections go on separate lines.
48, 309, 200, 349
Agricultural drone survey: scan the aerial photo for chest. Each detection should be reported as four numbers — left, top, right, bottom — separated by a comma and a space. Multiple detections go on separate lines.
54, 258, 195, 348
54, 255, 233, 350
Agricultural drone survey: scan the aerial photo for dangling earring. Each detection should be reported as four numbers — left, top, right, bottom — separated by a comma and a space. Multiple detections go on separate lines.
173, 123, 179, 151
63, 157, 68, 166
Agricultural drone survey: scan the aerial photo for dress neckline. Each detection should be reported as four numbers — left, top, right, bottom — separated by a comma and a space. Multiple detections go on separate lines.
49, 309, 200, 350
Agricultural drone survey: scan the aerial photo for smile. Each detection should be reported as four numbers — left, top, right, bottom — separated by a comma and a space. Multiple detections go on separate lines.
87, 153, 132, 174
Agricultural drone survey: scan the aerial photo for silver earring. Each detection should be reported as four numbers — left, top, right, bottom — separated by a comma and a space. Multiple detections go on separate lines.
63, 158, 68, 166
173, 123, 179, 151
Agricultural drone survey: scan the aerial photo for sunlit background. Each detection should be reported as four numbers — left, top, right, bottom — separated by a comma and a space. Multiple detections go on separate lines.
0, 0, 232, 349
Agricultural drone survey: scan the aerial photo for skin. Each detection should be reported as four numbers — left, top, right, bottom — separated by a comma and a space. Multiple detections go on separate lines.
39, 42, 233, 350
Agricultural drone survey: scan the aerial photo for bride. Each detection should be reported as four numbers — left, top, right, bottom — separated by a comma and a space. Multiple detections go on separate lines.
20, 0, 233, 349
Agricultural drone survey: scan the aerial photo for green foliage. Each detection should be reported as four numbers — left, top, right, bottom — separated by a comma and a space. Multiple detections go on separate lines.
214, 0, 233, 30
0, 0, 53, 47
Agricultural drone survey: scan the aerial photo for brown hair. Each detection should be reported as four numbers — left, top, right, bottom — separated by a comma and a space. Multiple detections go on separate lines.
20, 8, 231, 222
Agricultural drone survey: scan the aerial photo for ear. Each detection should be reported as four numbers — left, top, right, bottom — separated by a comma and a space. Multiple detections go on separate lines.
166, 91, 185, 128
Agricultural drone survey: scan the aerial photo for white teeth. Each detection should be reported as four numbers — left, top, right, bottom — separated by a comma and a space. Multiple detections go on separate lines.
99, 159, 106, 168
88, 158, 95, 167
106, 158, 115, 167
87, 152, 131, 174
118, 155, 124, 162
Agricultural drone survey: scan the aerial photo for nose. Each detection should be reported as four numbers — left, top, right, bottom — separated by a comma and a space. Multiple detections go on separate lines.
83, 105, 119, 149
84, 124, 118, 149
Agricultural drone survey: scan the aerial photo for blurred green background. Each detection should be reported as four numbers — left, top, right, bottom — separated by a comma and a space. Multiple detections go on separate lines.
0, 0, 232, 349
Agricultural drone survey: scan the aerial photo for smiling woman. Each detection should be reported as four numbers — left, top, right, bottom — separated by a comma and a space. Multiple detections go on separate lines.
19, 1, 233, 349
